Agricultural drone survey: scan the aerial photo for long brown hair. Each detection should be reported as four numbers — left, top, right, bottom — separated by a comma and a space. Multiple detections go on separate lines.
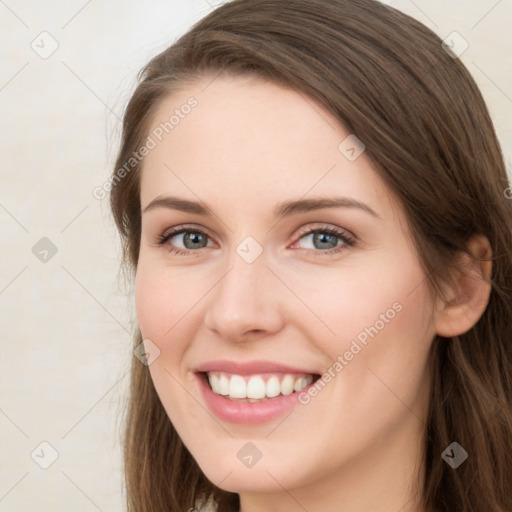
110, 1, 512, 510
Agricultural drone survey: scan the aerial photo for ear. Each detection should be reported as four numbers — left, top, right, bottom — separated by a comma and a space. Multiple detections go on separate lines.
434, 234, 493, 338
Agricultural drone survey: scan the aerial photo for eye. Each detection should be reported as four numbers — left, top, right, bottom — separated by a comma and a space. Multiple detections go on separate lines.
156, 226, 216, 255
290, 225, 355, 255
156, 224, 356, 256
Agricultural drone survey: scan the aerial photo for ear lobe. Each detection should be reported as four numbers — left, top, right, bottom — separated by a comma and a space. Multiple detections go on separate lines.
434, 235, 493, 338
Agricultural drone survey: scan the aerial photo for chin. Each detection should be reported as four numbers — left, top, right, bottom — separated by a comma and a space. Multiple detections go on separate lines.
189, 443, 317, 494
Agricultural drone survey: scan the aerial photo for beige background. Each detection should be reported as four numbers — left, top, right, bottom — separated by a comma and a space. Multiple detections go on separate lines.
0, 1, 511, 510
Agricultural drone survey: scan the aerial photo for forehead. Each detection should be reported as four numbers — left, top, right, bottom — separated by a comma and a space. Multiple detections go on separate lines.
139, 74, 393, 218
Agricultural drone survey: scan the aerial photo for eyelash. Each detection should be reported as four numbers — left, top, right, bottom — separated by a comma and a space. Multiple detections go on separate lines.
155, 224, 356, 257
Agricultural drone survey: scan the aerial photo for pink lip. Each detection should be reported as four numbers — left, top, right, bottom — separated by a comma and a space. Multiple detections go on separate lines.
195, 373, 318, 424
193, 360, 320, 425
194, 359, 317, 376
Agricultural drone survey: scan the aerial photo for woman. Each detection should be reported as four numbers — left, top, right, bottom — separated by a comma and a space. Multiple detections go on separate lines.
110, 0, 512, 510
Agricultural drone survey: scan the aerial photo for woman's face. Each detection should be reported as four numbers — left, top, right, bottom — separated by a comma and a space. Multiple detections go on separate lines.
135, 74, 437, 502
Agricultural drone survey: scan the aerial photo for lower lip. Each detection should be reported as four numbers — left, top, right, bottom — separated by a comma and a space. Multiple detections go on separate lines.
196, 373, 315, 424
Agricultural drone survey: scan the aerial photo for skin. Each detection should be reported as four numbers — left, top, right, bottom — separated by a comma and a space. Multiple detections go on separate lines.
135, 74, 492, 512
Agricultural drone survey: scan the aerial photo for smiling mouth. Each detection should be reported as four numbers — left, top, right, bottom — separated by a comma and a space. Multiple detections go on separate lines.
201, 371, 321, 402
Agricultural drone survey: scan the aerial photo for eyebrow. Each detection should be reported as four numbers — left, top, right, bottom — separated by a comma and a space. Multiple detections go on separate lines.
142, 195, 380, 219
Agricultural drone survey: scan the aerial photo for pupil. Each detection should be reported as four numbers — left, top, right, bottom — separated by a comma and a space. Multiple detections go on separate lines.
314, 232, 337, 250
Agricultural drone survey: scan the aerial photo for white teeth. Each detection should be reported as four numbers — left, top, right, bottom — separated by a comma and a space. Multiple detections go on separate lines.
246, 376, 266, 399
293, 376, 309, 392
229, 375, 246, 398
209, 373, 219, 392
281, 374, 295, 395
207, 372, 314, 400
266, 376, 281, 398
218, 373, 229, 395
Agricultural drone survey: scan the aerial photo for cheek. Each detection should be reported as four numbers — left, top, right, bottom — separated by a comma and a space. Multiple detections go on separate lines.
282, 247, 431, 349
134, 260, 207, 342
288, 247, 435, 411
326, 255, 435, 427
134, 262, 206, 424
135, 265, 168, 340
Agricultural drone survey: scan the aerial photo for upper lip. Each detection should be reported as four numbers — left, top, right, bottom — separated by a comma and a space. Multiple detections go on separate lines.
194, 359, 320, 376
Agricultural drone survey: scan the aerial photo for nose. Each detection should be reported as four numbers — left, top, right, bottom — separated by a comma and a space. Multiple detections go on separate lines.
203, 249, 285, 343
